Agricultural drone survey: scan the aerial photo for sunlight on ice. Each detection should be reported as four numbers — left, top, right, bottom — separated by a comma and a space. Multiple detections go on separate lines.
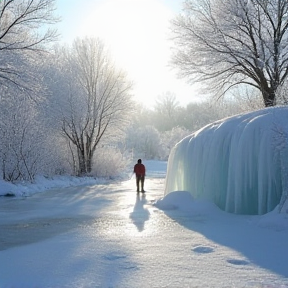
165, 107, 288, 215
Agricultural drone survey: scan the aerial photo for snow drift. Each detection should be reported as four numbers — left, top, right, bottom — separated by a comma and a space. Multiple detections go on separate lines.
164, 107, 288, 215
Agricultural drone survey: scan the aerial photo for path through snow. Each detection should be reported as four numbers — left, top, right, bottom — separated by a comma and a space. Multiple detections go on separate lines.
0, 162, 288, 287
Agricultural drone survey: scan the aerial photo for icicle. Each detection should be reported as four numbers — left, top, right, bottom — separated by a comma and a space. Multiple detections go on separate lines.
164, 107, 288, 215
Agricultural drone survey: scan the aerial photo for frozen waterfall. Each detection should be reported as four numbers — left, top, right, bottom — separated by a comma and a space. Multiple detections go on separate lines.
164, 107, 288, 215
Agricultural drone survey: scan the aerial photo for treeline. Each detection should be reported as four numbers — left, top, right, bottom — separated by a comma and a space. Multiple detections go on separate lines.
0, 0, 134, 181
0, 0, 282, 182
0, 37, 135, 182
124, 92, 263, 161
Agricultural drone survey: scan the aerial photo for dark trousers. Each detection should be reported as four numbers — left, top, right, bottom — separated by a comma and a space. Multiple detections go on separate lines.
136, 175, 145, 192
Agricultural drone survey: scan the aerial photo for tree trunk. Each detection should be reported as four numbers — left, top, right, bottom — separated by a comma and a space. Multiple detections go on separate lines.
86, 153, 92, 174
77, 147, 94, 175
78, 148, 87, 175
85, 138, 93, 174
262, 89, 276, 107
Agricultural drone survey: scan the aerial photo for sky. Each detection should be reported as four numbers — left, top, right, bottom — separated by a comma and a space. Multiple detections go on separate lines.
54, 0, 203, 108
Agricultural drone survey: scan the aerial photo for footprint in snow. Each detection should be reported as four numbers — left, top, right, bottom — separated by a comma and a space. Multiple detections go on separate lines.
192, 246, 214, 254
227, 258, 250, 266
102, 253, 127, 261
102, 252, 139, 271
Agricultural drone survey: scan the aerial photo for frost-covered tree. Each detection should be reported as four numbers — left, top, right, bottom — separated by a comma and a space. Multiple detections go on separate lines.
171, 0, 288, 107
126, 125, 162, 160
45, 38, 133, 176
154, 92, 180, 132
160, 127, 191, 160
0, 86, 49, 182
0, 0, 58, 91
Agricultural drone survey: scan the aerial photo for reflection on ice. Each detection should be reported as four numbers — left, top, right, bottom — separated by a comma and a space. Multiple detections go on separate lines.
165, 107, 288, 215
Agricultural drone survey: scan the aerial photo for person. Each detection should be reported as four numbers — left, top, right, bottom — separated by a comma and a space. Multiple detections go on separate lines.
133, 159, 146, 193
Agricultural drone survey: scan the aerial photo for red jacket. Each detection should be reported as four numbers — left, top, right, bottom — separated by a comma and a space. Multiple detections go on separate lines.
134, 163, 145, 176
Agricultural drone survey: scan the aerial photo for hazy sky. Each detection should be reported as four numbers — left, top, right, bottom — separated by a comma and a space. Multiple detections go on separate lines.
55, 0, 202, 108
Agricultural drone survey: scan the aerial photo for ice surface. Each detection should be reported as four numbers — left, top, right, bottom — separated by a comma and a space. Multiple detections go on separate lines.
165, 107, 288, 215
1, 160, 288, 287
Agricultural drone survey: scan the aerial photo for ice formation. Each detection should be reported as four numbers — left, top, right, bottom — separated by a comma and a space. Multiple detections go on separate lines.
164, 107, 288, 215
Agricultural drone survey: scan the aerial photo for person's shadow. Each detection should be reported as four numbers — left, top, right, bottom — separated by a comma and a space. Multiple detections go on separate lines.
129, 193, 150, 232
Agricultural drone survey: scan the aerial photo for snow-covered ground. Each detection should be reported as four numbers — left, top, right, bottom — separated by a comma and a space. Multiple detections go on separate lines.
1, 160, 288, 287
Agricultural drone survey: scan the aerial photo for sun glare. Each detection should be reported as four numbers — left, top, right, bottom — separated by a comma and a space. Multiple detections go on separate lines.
78, 0, 171, 64
56, 0, 201, 108
74, 0, 180, 106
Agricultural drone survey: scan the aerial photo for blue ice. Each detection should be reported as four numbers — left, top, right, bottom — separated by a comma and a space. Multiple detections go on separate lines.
164, 107, 288, 214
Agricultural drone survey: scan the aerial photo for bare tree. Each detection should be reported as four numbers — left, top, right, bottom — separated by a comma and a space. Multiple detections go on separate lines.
154, 92, 180, 131
58, 38, 133, 176
155, 92, 179, 118
171, 0, 288, 107
0, 0, 58, 89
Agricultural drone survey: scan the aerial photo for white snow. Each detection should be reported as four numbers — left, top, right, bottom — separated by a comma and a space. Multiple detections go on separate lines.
0, 175, 108, 198
1, 114, 288, 287
0, 160, 167, 198
165, 106, 288, 215
155, 190, 223, 214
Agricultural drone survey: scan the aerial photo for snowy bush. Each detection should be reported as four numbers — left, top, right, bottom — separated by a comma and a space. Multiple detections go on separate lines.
91, 147, 130, 178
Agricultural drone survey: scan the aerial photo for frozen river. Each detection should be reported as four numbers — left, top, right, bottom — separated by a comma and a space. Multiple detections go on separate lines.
1, 161, 288, 287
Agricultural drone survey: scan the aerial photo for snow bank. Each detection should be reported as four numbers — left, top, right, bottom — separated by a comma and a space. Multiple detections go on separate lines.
0, 159, 164, 198
165, 107, 288, 215
0, 175, 108, 197
154, 191, 195, 211
154, 190, 221, 215
252, 205, 288, 230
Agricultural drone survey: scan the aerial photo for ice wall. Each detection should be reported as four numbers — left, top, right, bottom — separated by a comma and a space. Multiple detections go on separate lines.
164, 107, 288, 215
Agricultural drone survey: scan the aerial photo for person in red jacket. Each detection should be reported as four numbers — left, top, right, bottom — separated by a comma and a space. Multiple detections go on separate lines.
133, 159, 146, 193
